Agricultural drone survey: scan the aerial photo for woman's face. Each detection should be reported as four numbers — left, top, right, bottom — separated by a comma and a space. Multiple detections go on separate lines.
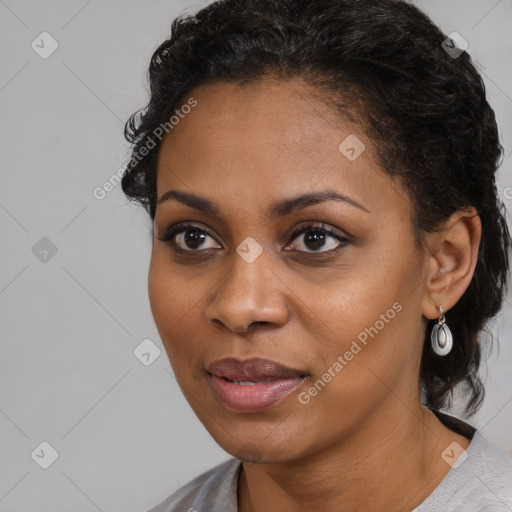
149, 78, 431, 463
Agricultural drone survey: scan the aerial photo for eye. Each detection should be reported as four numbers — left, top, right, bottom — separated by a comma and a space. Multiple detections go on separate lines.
286, 222, 349, 254
157, 222, 221, 252
157, 221, 349, 255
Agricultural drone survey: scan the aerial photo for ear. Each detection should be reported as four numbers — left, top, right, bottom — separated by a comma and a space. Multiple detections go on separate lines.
421, 207, 481, 320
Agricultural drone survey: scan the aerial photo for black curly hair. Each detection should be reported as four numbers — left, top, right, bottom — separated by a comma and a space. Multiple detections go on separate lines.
121, 0, 511, 417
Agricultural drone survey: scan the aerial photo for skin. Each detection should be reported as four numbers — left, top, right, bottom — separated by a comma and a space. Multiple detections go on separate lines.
148, 77, 481, 512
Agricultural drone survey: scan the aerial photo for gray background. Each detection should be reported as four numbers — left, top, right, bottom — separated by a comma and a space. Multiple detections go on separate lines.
0, 1, 511, 510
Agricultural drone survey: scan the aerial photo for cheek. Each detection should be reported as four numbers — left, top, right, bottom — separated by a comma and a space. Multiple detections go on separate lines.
148, 256, 173, 329
147, 253, 213, 383
148, 255, 191, 359
303, 258, 419, 383
148, 249, 198, 325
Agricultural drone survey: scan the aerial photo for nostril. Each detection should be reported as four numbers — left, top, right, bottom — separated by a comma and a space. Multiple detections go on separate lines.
249, 321, 269, 329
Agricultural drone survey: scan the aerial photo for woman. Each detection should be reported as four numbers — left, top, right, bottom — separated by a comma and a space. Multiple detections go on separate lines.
121, 0, 512, 510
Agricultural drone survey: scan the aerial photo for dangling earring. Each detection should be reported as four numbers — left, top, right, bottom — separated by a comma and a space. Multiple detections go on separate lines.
430, 305, 453, 356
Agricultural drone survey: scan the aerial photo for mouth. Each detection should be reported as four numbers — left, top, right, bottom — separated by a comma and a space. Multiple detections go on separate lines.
206, 357, 309, 413
219, 377, 277, 384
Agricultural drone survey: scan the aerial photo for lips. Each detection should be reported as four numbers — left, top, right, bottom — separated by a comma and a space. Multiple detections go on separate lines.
207, 357, 308, 381
206, 357, 309, 413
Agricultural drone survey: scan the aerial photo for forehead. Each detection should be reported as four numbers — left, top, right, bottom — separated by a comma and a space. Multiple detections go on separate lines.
160, 79, 345, 164
155, 78, 409, 220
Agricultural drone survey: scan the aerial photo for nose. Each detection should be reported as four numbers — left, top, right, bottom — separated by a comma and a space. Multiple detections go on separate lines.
205, 248, 290, 334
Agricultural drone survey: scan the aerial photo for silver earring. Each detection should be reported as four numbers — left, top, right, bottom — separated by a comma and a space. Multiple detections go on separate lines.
430, 305, 453, 356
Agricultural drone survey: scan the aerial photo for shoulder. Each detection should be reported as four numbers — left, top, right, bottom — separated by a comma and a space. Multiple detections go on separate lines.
415, 430, 512, 511
463, 431, 512, 506
146, 458, 241, 512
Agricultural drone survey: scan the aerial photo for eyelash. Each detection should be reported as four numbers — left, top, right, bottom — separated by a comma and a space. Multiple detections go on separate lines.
157, 221, 350, 256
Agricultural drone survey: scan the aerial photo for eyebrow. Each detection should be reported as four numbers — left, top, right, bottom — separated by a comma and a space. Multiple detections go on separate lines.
157, 189, 370, 217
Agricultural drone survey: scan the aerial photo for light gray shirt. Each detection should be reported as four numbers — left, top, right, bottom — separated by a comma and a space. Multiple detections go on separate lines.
148, 428, 512, 511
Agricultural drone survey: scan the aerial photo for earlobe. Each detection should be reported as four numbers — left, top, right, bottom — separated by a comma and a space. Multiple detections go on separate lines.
421, 207, 481, 320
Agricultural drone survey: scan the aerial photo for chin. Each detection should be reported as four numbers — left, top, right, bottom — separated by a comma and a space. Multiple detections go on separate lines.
211, 428, 305, 464
230, 443, 288, 464
233, 443, 267, 463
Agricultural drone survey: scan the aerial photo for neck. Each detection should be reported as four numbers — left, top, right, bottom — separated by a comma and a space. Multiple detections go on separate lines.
238, 401, 470, 512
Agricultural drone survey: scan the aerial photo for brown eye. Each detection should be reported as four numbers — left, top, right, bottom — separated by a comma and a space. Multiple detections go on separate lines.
157, 223, 222, 251
287, 223, 349, 254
